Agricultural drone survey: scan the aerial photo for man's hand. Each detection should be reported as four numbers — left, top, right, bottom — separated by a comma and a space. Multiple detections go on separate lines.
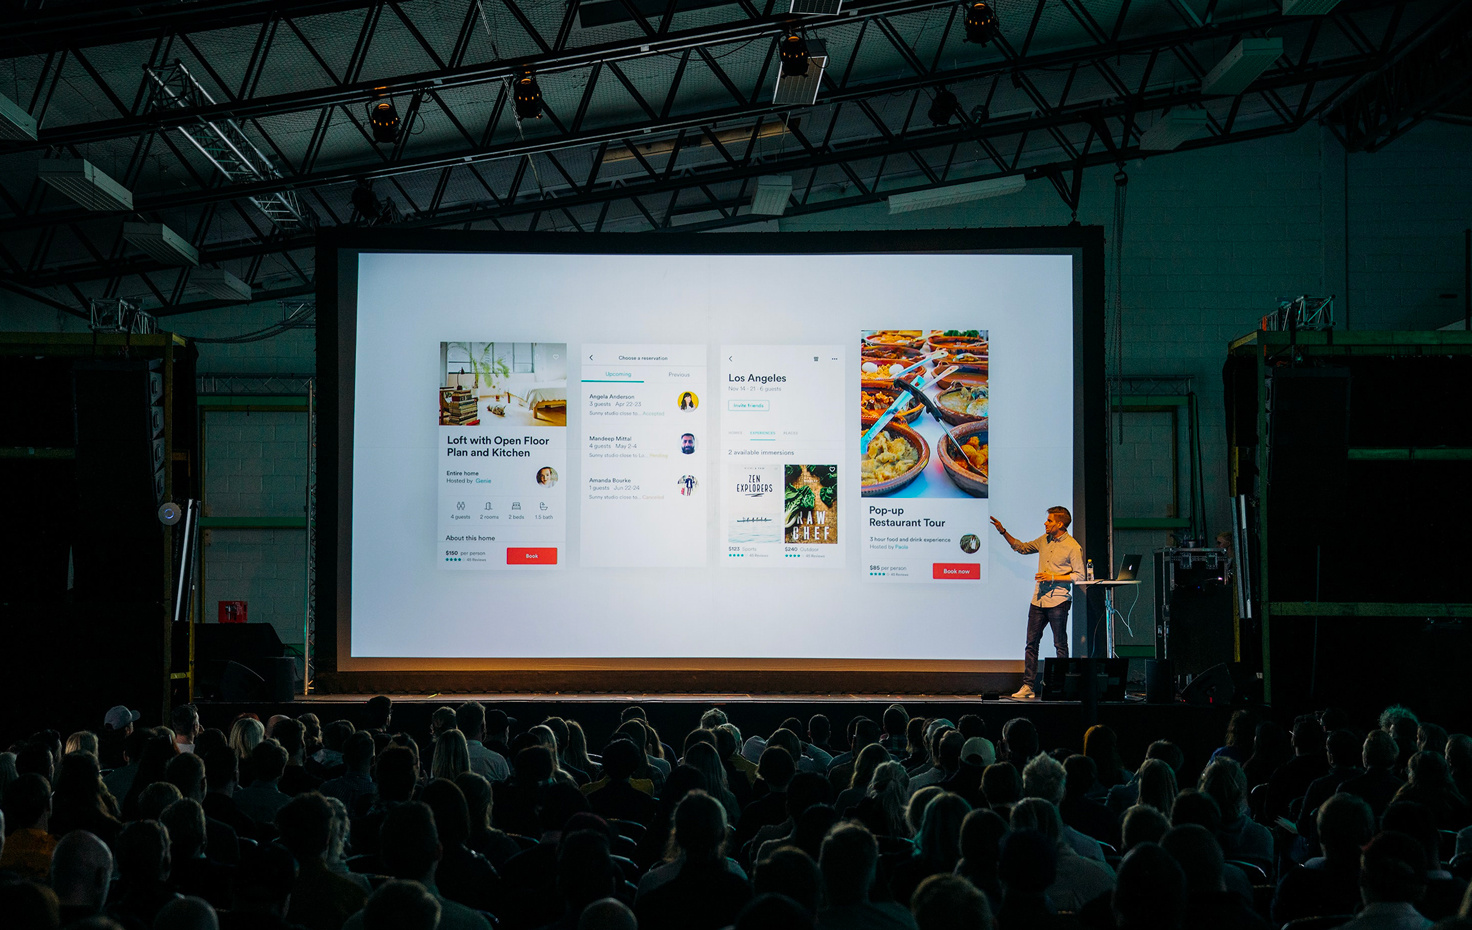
990, 517, 1007, 536
1035, 571, 1054, 582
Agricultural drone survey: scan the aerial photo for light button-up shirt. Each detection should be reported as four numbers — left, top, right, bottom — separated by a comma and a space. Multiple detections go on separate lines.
1010, 531, 1084, 606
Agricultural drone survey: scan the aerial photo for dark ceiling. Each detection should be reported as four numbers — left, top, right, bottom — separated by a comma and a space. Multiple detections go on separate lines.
0, 0, 1467, 318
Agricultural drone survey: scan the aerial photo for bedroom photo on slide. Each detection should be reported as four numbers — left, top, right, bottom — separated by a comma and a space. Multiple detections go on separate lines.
439, 341, 568, 427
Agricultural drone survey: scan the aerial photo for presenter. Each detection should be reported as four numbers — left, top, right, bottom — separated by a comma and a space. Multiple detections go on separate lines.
990, 506, 1084, 700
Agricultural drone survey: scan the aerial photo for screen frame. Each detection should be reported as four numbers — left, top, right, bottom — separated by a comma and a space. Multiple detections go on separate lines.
316, 227, 1107, 694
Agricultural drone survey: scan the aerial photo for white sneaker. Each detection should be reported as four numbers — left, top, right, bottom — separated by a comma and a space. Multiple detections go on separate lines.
1011, 684, 1037, 700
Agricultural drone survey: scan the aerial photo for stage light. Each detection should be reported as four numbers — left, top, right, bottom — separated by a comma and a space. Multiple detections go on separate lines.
36, 157, 134, 211
779, 33, 810, 77
928, 89, 959, 126
773, 40, 827, 106
123, 222, 199, 266
749, 176, 793, 216
964, 2, 999, 45
1138, 109, 1210, 151
367, 93, 400, 144
0, 91, 37, 141
514, 72, 544, 120
887, 174, 1025, 214
1201, 37, 1283, 96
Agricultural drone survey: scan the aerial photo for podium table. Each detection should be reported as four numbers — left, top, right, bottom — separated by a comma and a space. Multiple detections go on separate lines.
1074, 579, 1142, 658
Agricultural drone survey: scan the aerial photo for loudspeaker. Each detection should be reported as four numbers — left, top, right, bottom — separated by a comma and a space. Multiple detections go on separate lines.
1144, 659, 1175, 704
1180, 662, 1234, 705
1041, 658, 1129, 702
220, 661, 265, 701
261, 657, 299, 702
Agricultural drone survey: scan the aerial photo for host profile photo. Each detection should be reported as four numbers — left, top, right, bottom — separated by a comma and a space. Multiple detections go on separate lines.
536, 466, 558, 487
680, 433, 696, 455
678, 391, 699, 410
960, 533, 981, 554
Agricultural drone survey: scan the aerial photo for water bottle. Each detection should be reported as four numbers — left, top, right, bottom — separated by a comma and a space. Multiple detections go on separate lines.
1086, 559, 1094, 582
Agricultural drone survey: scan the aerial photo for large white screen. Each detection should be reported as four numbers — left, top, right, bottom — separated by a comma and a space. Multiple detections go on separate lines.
348, 250, 1076, 662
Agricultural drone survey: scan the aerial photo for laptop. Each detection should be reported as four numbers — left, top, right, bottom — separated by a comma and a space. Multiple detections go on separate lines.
1115, 554, 1142, 581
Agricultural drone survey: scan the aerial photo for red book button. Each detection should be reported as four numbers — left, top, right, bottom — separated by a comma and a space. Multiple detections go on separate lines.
507, 547, 558, 565
932, 562, 980, 579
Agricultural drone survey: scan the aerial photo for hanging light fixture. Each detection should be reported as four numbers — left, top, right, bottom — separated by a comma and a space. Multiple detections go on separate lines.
367, 90, 399, 144
514, 71, 544, 120
779, 32, 810, 77
928, 89, 959, 126
964, 2, 999, 44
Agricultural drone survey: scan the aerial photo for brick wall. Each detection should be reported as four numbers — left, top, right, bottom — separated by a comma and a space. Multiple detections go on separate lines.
4, 119, 1469, 655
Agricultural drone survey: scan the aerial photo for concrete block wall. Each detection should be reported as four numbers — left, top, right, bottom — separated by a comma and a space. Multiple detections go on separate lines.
3, 119, 1469, 655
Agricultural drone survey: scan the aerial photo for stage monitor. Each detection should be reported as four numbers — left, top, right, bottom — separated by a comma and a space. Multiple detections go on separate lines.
319, 229, 1105, 691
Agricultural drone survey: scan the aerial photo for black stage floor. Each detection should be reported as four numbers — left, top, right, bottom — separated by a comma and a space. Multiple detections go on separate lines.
197, 694, 1240, 780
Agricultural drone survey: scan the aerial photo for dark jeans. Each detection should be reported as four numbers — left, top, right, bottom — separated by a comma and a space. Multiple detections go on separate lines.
1023, 602, 1070, 688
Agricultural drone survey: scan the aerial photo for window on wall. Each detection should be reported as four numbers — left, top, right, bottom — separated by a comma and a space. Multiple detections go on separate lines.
512, 342, 534, 373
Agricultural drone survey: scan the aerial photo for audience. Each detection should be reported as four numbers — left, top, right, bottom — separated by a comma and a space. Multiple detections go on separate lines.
8, 696, 1472, 930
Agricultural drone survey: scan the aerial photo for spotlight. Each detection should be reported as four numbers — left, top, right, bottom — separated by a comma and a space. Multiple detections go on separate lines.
779, 33, 810, 78
514, 72, 544, 120
367, 94, 399, 144
928, 89, 958, 126
964, 2, 998, 44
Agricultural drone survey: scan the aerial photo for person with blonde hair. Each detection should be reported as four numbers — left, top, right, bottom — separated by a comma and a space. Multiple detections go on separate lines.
229, 717, 265, 787
65, 731, 100, 760
431, 729, 472, 782
1134, 758, 1179, 816
859, 760, 911, 838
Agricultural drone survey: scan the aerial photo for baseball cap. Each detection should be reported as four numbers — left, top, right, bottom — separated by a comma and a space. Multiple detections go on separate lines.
961, 736, 996, 766
105, 705, 141, 730
485, 709, 517, 732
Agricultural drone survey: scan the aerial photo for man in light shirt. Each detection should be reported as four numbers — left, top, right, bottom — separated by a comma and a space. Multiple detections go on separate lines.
991, 505, 1085, 701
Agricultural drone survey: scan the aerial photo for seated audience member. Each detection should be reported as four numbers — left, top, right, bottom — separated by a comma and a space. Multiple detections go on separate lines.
1199, 758, 1273, 869
754, 846, 821, 915
1023, 753, 1106, 863
51, 829, 115, 925
354, 745, 420, 857
165, 752, 240, 866
911, 873, 991, 930
909, 730, 963, 796
809, 715, 834, 756
733, 746, 797, 852
172, 704, 203, 755
219, 844, 298, 930
980, 763, 1022, 819
1265, 715, 1330, 821
849, 761, 910, 839
1274, 792, 1375, 925
419, 778, 501, 913
453, 703, 509, 783
636, 790, 753, 930
1298, 728, 1367, 842
749, 773, 832, 864
50, 752, 123, 849
1211, 711, 1258, 766
1382, 802, 1468, 920
684, 742, 742, 823
891, 792, 971, 908
1106, 741, 1185, 816
639, 797, 748, 901
995, 829, 1070, 930
110, 819, 181, 930
904, 786, 944, 840
228, 717, 265, 789
585, 737, 657, 825
825, 717, 879, 792
162, 799, 231, 910
0, 880, 61, 930
1392, 753, 1472, 832
1242, 721, 1291, 791
198, 742, 256, 843
139, 782, 184, 822
1010, 797, 1115, 912
1132, 758, 1179, 817
899, 717, 929, 772
1112, 842, 1188, 930
713, 725, 755, 806
156, 894, 220, 930
757, 802, 839, 866
1336, 830, 1433, 930
362, 695, 394, 734
546, 829, 620, 930
234, 740, 292, 826
319, 731, 376, 817
275, 792, 367, 930
834, 743, 891, 815
1161, 823, 1270, 930
360, 881, 440, 930
272, 719, 324, 797
1083, 725, 1131, 798
1121, 804, 1170, 853
1446, 735, 1472, 805
580, 897, 638, 930
431, 729, 473, 782
0, 773, 56, 880
816, 822, 917, 930
635, 764, 707, 870
1000, 717, 1041, 771
955, 808, 1006, 911
455, 772, 523, 868
1380, 706, 1421, 774
1341, 730, 1410, 820
1061, 754, 1120, 846
343, 802, 491, 930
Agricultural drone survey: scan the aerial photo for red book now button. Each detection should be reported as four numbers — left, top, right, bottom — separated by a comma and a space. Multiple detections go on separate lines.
507, 547, 558, 565
933, 562, 980, 580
